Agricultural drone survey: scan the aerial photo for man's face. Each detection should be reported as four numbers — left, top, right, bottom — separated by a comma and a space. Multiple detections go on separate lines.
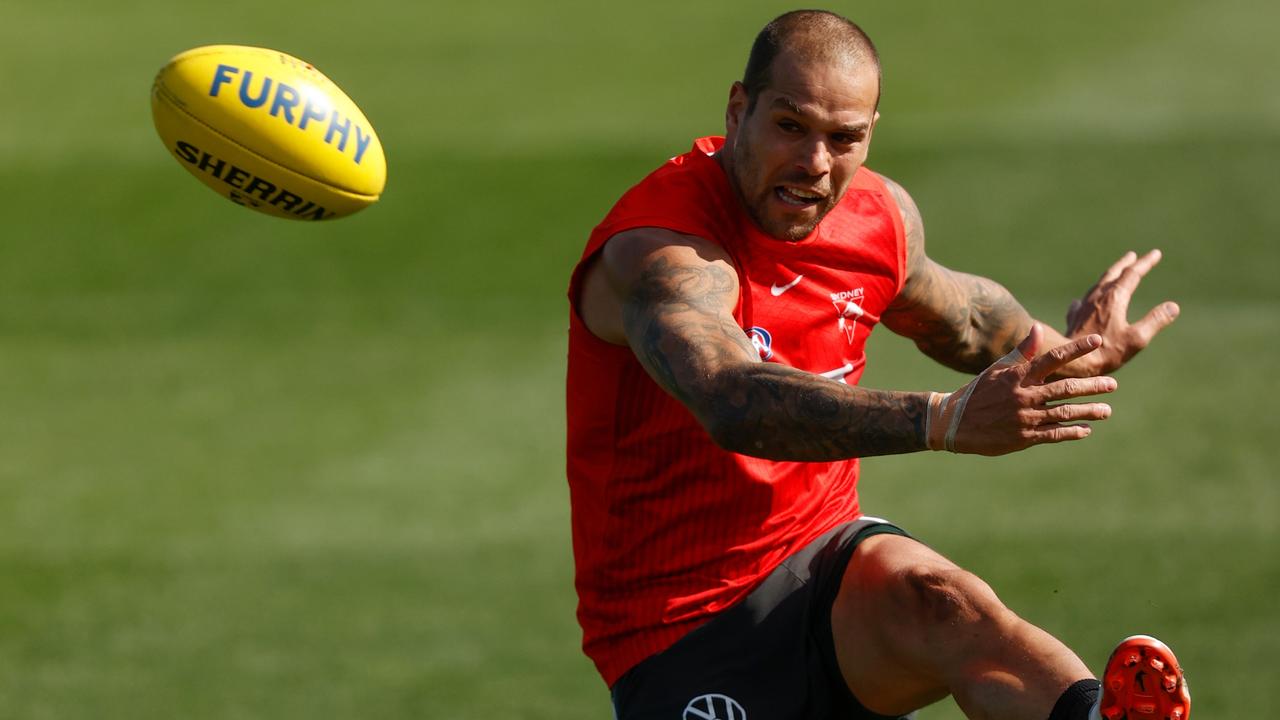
721, 52, 880, 241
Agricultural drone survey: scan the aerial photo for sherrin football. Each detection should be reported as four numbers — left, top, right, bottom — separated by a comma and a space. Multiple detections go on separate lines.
151, 45, 386, 220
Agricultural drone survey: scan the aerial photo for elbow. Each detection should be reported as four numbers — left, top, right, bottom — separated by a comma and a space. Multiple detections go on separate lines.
702, 414, 761, 456
687, 364, 789, 458
695, 380, 772, 457
682, 378, 754, 455
914, 334, 989, 375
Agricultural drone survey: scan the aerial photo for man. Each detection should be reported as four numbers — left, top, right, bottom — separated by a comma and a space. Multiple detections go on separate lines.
566, 10, 1190, 720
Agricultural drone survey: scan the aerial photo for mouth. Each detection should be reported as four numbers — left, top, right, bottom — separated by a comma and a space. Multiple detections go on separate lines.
774, 185, 825, 208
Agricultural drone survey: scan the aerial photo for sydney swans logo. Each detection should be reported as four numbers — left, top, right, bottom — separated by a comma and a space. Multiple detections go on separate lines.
683, 693, 746, 720
831, 288, 866, 343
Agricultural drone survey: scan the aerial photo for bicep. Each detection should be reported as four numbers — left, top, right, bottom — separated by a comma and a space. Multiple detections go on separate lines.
600, 229, 760, 406
881, 256, 976, 346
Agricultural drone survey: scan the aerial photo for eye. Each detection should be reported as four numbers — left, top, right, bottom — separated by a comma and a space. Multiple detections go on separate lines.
777, 119, 803, 134
832, 132, 861, 147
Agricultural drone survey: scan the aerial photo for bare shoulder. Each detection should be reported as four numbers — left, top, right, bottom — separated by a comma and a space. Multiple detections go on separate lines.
578, 227, 739, 344
601, 228, 737, 291
871, 172, 926, 277
873, 172, 922, 226
872, 173, 965, 344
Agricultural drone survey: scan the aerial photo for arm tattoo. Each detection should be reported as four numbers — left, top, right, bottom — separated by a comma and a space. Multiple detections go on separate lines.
878, 175, 1034, 373
888, 268, 1032, 373
709, 365, 930, 459
623, 256, 755, 404
621, 253, 929, 461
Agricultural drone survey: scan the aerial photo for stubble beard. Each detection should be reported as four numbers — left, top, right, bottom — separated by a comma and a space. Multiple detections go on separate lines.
729, 133, 831, 242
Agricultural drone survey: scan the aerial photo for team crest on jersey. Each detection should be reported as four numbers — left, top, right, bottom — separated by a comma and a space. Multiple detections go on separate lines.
830, 288, 866, 344
747, 326, 773, 360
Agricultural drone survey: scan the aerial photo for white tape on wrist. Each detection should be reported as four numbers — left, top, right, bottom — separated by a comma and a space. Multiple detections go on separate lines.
924, 392, 951, 451
944, 382, 979, 452
926, 345, 1029, 453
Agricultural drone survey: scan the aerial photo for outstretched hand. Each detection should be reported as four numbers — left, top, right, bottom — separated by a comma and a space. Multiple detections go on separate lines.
926, 325, 1118, 456
1063, 249, 1180, 375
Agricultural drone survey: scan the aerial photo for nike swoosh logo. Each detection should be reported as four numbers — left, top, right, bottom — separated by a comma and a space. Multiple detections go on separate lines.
770, 275, 804, 296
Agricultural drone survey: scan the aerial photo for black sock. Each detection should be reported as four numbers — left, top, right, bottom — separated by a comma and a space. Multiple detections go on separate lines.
1047, 678, 1102, 720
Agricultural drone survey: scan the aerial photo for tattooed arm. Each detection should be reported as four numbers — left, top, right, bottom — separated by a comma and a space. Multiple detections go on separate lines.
583, 227, 930, 461
876, 175, 1179, 377
579, 227, 1118, 458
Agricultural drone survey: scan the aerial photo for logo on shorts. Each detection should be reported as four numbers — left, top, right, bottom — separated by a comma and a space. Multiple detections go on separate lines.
683, 693, 746, 720
747, 326, 773, 360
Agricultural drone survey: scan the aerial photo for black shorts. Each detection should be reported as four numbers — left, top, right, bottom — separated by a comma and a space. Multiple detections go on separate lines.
610, 518, 914, 720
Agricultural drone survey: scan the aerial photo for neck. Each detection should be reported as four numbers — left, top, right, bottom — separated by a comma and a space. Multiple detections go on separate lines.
712, 139, 733, 177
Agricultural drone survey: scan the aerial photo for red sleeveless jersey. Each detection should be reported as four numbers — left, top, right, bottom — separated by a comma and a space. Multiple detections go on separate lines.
566, 137, 907, 685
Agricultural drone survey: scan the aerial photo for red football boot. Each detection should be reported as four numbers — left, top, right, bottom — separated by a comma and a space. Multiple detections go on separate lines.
1098, 635, 1191, 720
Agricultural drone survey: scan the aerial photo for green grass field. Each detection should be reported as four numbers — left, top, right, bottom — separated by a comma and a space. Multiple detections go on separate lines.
1, 1, 1276, 717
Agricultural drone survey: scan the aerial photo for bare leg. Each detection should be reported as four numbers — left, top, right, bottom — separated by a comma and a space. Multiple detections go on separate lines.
831, 534, 1092, 719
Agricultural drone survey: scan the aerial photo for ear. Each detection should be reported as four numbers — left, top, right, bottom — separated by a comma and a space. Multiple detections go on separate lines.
725, 82, 749, 137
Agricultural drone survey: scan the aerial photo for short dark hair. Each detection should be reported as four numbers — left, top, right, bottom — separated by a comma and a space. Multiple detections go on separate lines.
741, 10, 881, 111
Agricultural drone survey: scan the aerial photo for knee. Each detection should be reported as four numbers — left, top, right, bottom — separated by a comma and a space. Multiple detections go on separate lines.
893, 564, 1009, 631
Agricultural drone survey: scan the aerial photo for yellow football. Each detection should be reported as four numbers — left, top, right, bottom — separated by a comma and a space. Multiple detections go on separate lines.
151, 45, 386, 221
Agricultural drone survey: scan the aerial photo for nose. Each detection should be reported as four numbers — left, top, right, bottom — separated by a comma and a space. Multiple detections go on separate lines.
796, 139, 832, 176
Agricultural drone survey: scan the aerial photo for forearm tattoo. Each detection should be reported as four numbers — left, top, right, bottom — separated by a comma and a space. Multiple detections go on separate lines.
622, 255, 928, 461
707, 364, 929, 460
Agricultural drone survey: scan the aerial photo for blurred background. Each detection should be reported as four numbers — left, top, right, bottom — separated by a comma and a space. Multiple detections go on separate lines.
1, 0, 1275, 717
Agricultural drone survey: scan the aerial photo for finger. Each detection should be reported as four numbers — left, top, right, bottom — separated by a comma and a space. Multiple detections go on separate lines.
1113, 249, 1164, 294
1013, 323, 1043, 362
1037, 375, 1118, 402
1100, 251, 1137, 283
1038, 402, 1112, 424
1024, 334, 1103, 384
1030, 423, 1094, 445
1129, 300, 1180, 346
1129, 248, 1164, 278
